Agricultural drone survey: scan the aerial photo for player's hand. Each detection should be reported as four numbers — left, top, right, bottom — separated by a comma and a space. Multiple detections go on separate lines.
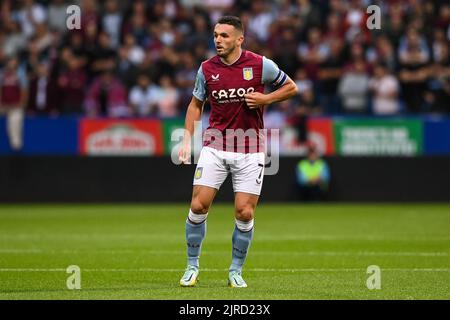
244, 92, 268, 109
178, 142, 191, 164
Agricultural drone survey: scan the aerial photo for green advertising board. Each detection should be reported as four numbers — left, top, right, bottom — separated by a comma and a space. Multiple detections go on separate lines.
162, 118, 185, 155
334, 119, 423, 156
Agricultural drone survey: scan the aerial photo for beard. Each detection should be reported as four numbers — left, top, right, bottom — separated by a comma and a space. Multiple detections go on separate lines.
216, 44, 235, 57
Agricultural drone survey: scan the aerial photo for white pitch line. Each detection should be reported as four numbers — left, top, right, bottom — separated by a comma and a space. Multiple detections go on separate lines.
1, 234, 449, 241
0, 268, 449, 273
0, 249, 448, 257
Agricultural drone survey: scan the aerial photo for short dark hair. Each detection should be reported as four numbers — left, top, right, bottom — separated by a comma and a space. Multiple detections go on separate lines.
217, 16, 244, 33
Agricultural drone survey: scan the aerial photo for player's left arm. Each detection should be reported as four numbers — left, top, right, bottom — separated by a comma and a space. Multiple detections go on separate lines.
245, 77, 298, 108
245, 57, 298, 108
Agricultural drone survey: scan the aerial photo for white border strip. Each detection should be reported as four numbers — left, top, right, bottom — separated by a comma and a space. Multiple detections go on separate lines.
0, 268, 448, 272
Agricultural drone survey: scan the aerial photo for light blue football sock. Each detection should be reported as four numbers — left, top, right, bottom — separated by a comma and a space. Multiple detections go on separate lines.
230, 220, 254, 272
185, 215, 207, 268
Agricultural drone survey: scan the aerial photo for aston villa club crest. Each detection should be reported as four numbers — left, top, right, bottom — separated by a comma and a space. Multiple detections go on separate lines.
195, 167, 203, 179
243, 67, 253, 81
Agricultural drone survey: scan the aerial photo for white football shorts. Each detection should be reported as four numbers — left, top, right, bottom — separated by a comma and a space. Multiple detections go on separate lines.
193, 146, 265, 195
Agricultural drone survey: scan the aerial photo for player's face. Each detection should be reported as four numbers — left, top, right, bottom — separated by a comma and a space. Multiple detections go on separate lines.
213, 24, 243, 58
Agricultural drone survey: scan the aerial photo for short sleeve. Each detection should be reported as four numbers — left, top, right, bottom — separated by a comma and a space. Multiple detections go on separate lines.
262, 56, 287, 87
192, 66, 206, 101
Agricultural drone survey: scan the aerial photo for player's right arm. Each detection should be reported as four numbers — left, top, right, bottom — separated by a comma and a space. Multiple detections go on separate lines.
179, 66, 206, 164
179, 96, 204, 163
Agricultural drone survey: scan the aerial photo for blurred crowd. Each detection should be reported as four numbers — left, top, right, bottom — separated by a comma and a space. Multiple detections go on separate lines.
0, 0, 449, 121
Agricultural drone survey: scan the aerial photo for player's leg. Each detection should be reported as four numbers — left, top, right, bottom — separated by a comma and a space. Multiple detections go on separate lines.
228, 152, 265, 288
188, 186, 216, 265
180, 185, 217, 287
228, 191, 259, 288
180, 147, 229, 287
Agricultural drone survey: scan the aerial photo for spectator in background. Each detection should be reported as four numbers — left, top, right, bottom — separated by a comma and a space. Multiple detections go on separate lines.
318, 38, 344, 114
284, 68, 319, 148
296, 143, 330, 202
338, 59, 370, 114
383, 4, 405, 50
272, 26, 300, 76
175, 52, 197, 110
289, 89, 320, 145
151, 46, 179, 82
187, 14, 212, 50
57, 54, 87, 114
435, 4, 450, 31
323, 12, 344, 43
90, 32, 116, 78
24, 39, 47, 75
370, 63, 401, 115
128, 73, 158, 117
248, 0, 274, 42
398, 28, 430, 113
154, 75, 179, 118
2, 20, 27, 58
423, 62, 450, 114
296, 0, 322, 31
158, 18, 177, 47
384, 3, 406, 49
0, 0, 448, 123
79, 0, 99, 32
432, 29, 449, 65
121, 1, 149, 48
66, 31, 86, 59
203, 0, 234, 24
101, 0, 123, 49
48, 0, 68, 33
27, 62, 58, 115
82, 20, 100, 62
121, 33, 145, 66
297, 27, 330, 81
14, 0, 47, 39
294, 68, 313, 95
0, 56, 28, 151
328, 0, 347, 17
366, 35, 397, 72
398, 29, 430, 66
343, 0, 370, 44
33, 22, 53, 56
85, 70, 129, 118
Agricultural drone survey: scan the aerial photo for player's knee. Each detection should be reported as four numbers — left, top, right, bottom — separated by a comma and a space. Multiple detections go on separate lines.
235, 206, 254, 222
190, 198, 209, 215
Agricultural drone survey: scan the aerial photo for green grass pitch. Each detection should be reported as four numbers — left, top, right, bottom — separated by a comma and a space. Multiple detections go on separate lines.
0, 203, 449, 300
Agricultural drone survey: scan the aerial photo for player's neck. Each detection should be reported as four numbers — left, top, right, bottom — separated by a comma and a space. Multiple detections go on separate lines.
220, 48, 243, 65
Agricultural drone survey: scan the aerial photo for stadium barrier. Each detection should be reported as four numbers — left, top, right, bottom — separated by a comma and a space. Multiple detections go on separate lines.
1, 155, 449, 203
0, 116, 450, 156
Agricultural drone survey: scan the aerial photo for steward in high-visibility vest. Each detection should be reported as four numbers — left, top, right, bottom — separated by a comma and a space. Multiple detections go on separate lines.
296, 148, 330, 190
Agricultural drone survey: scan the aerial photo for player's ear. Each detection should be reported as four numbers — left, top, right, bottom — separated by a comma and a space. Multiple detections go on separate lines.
237, 34, 244, 46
